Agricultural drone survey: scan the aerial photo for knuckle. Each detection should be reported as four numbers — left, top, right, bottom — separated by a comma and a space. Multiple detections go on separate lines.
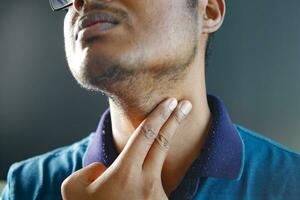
141, 124, 157, 140
155, 133, 170, 151
61, 176, 74, 196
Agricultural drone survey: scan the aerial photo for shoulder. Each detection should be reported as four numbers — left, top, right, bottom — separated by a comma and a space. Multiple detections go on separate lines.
235, 124, 300, 159
2, 133, 94, 200
235, 125, 300, 197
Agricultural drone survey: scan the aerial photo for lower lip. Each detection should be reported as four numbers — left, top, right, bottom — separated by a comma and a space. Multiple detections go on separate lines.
77, 22, 118, 41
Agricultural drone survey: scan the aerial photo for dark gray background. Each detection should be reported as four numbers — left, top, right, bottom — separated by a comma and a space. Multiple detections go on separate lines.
1, 0, 300, 180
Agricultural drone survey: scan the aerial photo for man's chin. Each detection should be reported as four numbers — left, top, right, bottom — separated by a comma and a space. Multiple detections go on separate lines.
72, 66, 132, 94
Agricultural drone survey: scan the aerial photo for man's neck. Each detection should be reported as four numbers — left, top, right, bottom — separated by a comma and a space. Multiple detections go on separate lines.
108, 71, 212, 194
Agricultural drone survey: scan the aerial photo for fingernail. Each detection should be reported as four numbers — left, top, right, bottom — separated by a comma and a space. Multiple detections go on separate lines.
168, 98, 178, 110
180, 101, 192, 115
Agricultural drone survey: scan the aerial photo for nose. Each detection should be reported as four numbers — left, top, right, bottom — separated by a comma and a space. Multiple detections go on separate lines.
73, 0, 113, 13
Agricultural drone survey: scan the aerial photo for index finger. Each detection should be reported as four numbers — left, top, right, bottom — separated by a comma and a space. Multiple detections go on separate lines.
119, 97, 178, 167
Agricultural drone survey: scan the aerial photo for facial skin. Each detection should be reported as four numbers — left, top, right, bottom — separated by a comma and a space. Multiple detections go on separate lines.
64, 0, 225, 195
64, 0, 200, 109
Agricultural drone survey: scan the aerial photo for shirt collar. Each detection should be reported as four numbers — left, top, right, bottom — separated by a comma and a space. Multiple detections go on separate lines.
194, 94, 244, 180
83, 94, 244, 181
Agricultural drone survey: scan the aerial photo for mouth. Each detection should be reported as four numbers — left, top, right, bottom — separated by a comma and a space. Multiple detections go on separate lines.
75, 11, 121, 41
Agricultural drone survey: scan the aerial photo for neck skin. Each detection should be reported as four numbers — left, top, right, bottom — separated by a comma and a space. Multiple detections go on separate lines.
108, 37, 212, 195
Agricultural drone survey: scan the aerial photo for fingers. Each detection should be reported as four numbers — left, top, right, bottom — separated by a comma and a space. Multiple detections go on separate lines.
143, 100, 192, 173
120, 98, 178, 167
61, 162, 107, 198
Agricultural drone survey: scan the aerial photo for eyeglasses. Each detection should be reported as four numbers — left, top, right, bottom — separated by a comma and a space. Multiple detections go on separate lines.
49, 0, 73, 11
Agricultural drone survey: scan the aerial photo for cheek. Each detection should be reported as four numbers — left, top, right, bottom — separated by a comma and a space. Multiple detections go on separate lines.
63, 13, 77, 64
63, 14, 73, 46
137, 18, 196, 64
63, 12, 84, 79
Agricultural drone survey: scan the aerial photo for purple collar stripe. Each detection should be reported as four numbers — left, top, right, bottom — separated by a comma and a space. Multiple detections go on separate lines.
82, 108, 118, 168
194, 95, 244, 180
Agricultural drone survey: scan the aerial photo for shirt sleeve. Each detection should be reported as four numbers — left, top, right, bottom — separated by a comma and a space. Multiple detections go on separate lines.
1, 163, 17, 200
0, 158, 61, 200
1, 135, 90, 200
1, 184, 10, 200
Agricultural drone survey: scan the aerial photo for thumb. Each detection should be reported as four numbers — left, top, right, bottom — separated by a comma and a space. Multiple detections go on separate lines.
85, 162, 107, 183
61, 162, 107, 199
64, 162, 107, 187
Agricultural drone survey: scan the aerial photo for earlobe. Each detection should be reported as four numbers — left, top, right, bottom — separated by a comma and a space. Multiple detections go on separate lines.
202, 0, 226, 33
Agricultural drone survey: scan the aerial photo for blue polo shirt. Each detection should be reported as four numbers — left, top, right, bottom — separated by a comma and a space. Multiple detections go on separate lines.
2, 94, 300, 200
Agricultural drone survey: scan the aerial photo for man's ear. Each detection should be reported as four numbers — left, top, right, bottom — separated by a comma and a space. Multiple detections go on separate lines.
202, 0, 226, 33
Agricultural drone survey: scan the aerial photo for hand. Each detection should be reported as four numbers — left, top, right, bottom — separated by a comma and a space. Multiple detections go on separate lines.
61, 98, 192, 200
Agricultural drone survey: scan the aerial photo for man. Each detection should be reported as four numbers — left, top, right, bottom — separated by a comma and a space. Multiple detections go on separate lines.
2, 0, 300, 199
